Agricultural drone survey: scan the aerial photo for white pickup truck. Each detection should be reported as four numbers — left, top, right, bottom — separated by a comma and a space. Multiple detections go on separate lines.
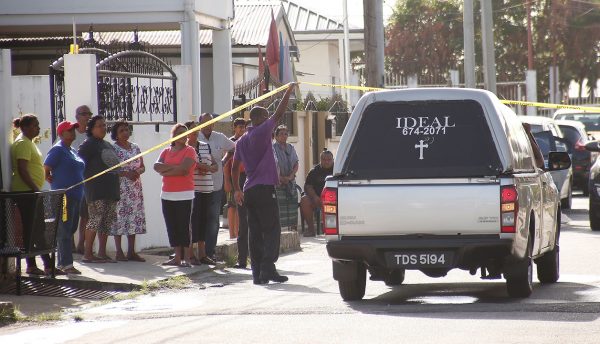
323, 88, 571, 300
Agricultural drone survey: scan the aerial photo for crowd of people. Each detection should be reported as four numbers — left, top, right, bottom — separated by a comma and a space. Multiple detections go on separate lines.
10, 83, 334, 283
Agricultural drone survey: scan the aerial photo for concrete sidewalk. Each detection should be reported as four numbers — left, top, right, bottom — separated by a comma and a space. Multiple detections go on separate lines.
0, 228, 301, 319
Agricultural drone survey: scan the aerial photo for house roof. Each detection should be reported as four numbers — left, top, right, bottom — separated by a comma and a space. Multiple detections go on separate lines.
280, 0, 343, 31
0, 0, 352, 48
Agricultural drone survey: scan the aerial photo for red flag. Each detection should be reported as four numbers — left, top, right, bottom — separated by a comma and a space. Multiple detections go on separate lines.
257, 45, 265, 95
265, 9, 280, 80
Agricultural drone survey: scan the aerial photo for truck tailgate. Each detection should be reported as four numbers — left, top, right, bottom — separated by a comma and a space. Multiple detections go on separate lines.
337, 182, 501, 236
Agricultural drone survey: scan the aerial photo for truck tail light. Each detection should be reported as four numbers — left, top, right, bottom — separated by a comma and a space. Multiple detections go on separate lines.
501, 185, 518, 233
321, 187, 338, 235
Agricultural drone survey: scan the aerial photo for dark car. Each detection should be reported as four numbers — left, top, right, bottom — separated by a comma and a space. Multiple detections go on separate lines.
584, 141, 600, 231
556, 120, 596, 196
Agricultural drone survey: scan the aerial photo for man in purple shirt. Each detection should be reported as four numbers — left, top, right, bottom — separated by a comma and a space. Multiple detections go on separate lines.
233, 83, 295, 284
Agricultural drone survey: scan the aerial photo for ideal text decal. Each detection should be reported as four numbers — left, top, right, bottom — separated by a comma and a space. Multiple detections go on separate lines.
396, 116, 456, 160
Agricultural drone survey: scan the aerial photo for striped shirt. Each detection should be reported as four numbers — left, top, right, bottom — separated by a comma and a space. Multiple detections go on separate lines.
193, 141, 214, 193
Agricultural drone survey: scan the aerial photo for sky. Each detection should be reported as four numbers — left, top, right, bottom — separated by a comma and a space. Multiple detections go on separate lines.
290, 0, 398, 28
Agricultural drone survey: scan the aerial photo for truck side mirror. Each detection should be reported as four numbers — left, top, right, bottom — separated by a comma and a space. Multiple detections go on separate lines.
585, 141, 600, 152
548, 151, 571, 171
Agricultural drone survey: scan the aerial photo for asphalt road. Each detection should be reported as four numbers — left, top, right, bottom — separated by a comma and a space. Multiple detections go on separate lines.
2, 194, 600, 344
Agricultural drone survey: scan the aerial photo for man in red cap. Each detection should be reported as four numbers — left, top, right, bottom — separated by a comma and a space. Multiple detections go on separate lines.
44, 121, 86, 274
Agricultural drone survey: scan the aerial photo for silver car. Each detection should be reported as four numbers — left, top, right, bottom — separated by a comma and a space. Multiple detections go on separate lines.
520, 116, 573, 209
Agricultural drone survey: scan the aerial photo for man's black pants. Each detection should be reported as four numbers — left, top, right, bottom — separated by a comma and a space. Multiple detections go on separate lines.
236, 202, 249, 265
244, 184, 281, 279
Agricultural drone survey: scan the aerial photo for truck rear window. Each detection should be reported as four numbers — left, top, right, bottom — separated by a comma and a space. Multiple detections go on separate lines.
343, 100, 503, 179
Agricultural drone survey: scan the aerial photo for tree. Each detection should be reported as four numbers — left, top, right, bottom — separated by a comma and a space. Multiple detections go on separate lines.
561, 1, 600, 100
385, 0, 463, 80
385, 0, 600, 101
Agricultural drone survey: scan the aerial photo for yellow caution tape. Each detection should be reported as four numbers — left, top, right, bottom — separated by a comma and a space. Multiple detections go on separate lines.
62, 194, 67, 222
301, 81, 383, 92
67, 83, 292, 190
499, 99, 600, 112
300, 81, 600, 112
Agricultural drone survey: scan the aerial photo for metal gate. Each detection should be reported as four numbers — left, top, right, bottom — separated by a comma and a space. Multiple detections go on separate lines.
49, 48, 177, 141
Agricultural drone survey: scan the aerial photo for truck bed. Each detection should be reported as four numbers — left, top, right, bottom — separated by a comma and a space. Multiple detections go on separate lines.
337, 179, 501, 236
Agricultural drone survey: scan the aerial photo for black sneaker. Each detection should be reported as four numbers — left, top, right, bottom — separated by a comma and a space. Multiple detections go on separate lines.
259, 271, 288, 283
233, 263, 247, 269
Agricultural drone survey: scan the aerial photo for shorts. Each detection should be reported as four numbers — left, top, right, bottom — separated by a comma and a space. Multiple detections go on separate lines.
80, 197, 88, 219
86, 200, 118, 235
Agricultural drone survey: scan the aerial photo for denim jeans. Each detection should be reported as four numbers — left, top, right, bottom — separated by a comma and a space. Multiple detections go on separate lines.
204, 189, 223, 258
57, 197, 81, 269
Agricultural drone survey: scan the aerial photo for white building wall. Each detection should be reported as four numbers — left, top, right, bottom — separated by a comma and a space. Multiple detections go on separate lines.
10, 75, 53, 166
295, 41, 340, 101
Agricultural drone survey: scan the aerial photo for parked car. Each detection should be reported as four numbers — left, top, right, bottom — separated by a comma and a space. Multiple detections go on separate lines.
519, 115, 565, 138
553, 108, 600, 139
556, 119, 596, 196
584, 141, 600, 231
520, 116, 573, 208
325, 88, 570, 300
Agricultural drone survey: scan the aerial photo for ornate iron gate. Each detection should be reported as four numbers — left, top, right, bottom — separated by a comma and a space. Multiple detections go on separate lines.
49, 48, 109, 140
97, 50, 177, 124
49, 48, 177, 141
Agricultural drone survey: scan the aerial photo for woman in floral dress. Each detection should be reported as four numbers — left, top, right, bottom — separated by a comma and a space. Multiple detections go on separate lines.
110, 121, 147, 262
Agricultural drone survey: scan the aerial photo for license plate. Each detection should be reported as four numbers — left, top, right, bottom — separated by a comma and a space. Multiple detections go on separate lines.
386, 251, 453, 268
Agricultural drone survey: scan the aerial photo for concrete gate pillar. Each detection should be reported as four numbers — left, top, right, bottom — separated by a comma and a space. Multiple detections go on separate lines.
212, 28, 233, 116
181, 1, 202, 116
0, 49, 13, 191
64, 54, 98, 122
173, 65, 193, 121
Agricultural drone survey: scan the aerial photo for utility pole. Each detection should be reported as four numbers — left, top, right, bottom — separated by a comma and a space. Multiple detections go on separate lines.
463, 0, 476, 88
363, 0, 385, 88
526, 0, 534, 70
343, 0, 352, 105
480, 0, 497, 94
525, 0, 537, 115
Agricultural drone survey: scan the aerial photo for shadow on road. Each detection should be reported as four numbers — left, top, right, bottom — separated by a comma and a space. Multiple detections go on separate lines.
345, 280, 600, 322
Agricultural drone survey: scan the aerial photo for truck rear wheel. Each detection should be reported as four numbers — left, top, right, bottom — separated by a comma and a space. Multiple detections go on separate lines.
384, 269, 405, 286
505, 237, 533, 298
338, 263, 366, 301
537, 220, 560, 283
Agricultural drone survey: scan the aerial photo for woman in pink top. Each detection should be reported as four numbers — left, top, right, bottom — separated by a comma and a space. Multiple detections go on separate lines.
154, 124, 197, 267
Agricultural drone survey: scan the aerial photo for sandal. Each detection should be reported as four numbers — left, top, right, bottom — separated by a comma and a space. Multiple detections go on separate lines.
115, 254, 128, 262
161, 259, 180, 266
127, 254, 146, 262
199, 256, 216, 265
98, 256, 117, 263
189, 256, 201, 266
45, 268, 66, 276
26, 267, 45, 275
82, 257, 106, 264
63, 267, 82, 275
